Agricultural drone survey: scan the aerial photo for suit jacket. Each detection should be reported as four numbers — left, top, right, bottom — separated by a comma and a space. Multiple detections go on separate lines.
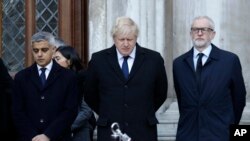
12, 61, 79, 141
84, 43, 168, 141
173, 44, 246, 141
71, 69, 94, 141
0, 58, 17, 140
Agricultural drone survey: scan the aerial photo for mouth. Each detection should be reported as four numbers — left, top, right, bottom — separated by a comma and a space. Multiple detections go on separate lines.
37, 59, 44, 62
123, 47, 131, 50
196, 38, 204, 41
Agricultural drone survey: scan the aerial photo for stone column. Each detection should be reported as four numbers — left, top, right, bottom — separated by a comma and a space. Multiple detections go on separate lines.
88, 0, 250, 140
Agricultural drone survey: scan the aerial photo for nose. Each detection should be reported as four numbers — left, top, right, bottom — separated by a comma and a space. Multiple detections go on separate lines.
124, 40, 129, 47
37, 50, 43, 56
197, 30, 203, 35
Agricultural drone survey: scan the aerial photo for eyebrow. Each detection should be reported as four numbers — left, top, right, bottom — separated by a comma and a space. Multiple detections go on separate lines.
191, 27, 213, 30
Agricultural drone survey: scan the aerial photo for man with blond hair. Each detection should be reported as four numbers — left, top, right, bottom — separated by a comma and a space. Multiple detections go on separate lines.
84, 16, 168, 141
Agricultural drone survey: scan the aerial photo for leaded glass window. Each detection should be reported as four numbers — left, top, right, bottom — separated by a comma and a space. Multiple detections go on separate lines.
2, 0, 25, 71
1, 0, 58, 72
36, 0, 58, 36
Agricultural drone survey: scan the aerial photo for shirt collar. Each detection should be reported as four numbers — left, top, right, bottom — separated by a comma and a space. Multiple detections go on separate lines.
37, 60, 53, 72
116, 46, 136, 60
193, 44, 212, 58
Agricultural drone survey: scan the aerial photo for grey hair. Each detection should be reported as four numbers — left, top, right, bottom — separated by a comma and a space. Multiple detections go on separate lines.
31, 31, 55, 46
191, 16, 215, 30
111, 16, 139, 38
52, 37, 67, 48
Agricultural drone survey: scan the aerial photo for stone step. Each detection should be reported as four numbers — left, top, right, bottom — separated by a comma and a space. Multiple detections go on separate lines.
93, 101, 250, 141
156, 101, 250, 141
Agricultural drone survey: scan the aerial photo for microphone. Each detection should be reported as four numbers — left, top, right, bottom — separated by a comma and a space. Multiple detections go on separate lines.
111, 122, 131, 141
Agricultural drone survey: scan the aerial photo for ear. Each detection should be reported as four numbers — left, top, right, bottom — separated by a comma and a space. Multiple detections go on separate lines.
210, 31, 216, 40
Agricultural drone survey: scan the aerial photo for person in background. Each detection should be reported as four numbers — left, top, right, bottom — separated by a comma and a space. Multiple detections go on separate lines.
84, 16, 168, 141
11, 31, 79, 141
51, 37, 67, 58
173, 16, 246, 141
53, 37, 67, 48
54, 46, 96, 141
0, 58, 17, 140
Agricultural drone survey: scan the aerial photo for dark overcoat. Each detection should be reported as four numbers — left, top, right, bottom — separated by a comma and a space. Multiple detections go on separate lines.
0, 58, 17, 140
12, 61, 79, 141
173, 44, 246, 141
84, 44, 168, 141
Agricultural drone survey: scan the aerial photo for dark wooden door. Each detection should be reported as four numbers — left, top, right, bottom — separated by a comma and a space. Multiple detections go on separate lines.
0, 0, 88, 72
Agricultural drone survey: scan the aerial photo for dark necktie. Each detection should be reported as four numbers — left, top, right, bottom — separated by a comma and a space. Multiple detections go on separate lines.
40, 68, 46, 86
122, 56, 129, 79
196, 53, 204, 93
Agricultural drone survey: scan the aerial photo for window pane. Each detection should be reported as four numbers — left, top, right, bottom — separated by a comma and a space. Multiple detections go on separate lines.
2, 0, 25, 71
1, 0, 59, 71
36, 0, 58, 36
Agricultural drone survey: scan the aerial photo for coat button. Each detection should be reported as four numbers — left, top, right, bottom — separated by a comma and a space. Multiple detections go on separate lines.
124, 104, 128, 108
40, 119, 44, 123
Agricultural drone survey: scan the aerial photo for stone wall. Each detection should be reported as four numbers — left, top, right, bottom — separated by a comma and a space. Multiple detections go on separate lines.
88, 0, 250, 140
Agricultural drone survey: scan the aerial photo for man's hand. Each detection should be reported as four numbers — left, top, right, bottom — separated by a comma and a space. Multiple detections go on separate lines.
32, 134, 50, 141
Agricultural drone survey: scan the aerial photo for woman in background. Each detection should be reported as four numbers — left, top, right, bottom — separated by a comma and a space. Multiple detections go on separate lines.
54, 46, 96, 141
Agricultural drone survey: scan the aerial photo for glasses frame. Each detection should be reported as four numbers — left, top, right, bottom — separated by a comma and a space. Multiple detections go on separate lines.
191, 27, 214, 34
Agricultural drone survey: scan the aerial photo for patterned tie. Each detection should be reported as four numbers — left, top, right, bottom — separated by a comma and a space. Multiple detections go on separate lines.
122, 56, 129, 79
40, 68, 46, 86
196, 53, 204, 93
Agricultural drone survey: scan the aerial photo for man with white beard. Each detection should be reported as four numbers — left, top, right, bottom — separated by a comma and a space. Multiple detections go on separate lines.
173, 16, 246, 141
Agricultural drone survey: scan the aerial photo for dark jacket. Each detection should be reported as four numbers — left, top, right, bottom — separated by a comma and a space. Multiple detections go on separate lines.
0, 58, 17, 140
173, 44, 246, 141
72, 70, 96, 141
12, 61, 79, 141
84, 44, 168, 141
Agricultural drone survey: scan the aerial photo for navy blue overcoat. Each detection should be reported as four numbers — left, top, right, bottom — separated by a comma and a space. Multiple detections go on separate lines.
173, 44, 246, 141
12, 61, 79, 141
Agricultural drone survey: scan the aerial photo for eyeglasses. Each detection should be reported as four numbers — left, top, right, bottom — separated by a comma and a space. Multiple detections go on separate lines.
191, 27, 213, 34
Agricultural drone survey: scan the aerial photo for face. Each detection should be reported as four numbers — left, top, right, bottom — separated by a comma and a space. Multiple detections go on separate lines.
113, 32, 137, 56
32, 41, 53, 67
190, 18, 216, 50
54, 51, 70, 68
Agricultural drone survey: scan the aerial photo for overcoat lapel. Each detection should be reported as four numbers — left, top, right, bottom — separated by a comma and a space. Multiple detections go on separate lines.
129, 44, 145, 80
106, 46, 126, 81
184, 48, 195, 73
30, 61, 62, 91
203, 44, 219, 67
106, 44, 146, 82
199, 44, 220, 101
44, 61, 61, 89
30, 64, 44, 90
183, 44, 219, 73
181, 44, 221, 101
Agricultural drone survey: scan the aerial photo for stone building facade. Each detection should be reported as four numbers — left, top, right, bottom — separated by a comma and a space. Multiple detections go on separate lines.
88, 0, 250, 140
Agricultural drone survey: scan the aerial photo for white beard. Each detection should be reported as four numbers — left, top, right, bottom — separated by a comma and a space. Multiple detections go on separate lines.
193, 39, 210, 48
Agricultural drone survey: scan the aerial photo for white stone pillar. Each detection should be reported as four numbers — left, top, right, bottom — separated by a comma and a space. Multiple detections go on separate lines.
89, 0, 167, 56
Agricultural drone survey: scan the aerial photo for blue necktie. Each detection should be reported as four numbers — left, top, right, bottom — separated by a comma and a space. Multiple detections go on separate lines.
122, 56, 129, 79
40, 68, 46, 86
